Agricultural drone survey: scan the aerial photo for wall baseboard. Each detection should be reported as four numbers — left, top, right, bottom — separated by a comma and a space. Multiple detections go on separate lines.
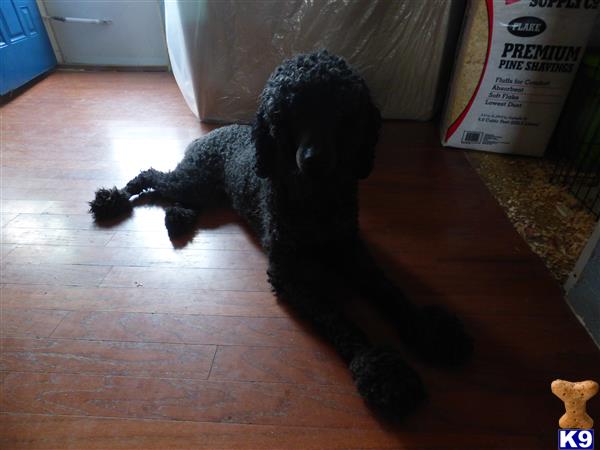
57, 65, 169, 72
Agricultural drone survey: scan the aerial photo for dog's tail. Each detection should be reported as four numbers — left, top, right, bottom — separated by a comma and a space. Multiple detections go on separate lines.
89, 168, 167, 221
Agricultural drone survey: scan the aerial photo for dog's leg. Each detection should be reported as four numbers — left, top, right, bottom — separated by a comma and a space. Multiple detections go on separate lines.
339, 239, 473, 366
123, 168, 167, 196
89, 169, 169, 221
268, 253, 426, 418
126, 170, 199, 237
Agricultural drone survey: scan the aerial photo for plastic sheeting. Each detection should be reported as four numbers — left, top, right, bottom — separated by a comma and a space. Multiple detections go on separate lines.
165, 0, 464, 123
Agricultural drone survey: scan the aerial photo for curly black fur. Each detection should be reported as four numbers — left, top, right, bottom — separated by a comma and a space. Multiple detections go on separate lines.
89, 187, 131, 220
164, 206, 198, 238
350, 347, 426, 418
89, 50, 472, 418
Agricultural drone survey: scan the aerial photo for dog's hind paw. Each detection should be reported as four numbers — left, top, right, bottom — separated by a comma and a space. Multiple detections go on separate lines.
89, 187, 132, 221
405, 305, 474, 367
349, 347, 426, 419
165, 206, 198, 238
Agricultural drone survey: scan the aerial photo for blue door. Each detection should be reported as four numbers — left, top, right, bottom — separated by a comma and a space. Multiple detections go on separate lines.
0, 0, 56, 95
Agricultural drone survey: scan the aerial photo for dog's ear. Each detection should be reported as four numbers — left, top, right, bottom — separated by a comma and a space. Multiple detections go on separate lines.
252, 108, 276, 179
356, 98, 381, 179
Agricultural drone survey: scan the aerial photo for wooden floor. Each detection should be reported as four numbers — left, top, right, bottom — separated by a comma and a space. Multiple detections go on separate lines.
1, 72, 599, 449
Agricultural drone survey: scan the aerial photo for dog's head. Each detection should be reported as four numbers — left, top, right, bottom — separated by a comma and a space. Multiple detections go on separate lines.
252, 50, 381, 181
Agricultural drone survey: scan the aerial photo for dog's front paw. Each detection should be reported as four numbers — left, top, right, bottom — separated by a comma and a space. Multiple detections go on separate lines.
349, 347, 426, 419
405, 305, 473, 366
89, 187, 132, 221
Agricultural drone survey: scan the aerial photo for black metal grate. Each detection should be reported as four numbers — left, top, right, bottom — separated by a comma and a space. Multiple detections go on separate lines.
550, 50, 600, 219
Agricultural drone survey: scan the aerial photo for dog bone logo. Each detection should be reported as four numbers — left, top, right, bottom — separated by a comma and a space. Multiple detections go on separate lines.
552, 379, 598, 429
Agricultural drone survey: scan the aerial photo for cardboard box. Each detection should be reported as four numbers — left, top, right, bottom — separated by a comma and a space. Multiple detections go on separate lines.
442, 0, 600, 156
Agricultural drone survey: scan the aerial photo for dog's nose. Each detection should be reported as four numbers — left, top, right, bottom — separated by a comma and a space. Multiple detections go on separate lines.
298, 146, 324, 177
303, 147, 318, 167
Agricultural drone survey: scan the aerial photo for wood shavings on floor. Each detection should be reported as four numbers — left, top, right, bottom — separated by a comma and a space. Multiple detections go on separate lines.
466, 151, 597, 285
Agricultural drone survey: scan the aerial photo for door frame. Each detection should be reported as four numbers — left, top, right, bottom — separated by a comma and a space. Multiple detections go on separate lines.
35, 0, 63, 63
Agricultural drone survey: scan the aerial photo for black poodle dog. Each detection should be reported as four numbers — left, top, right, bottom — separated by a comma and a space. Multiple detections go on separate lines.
90, 50, 472, 418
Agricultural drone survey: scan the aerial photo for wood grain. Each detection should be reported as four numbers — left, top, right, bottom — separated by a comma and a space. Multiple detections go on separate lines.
44, 200, 113, 215
7, 244, 267, 269
1, 284, 283, 317
1, 263, 111, 286
99, 266, 270, 291
0, 338, 216, 379
209, 345, 352, 385
0, 413, 542, 450
0, 200, 52, 214
1, 244, 16, 259
1, 228, 115, 247
50, 311, 321, 348
1, 372, 371, 428
1, 308, 68, 338
105, 230, 259, 250
5, 211, 245, 233
0, 214, 17, 227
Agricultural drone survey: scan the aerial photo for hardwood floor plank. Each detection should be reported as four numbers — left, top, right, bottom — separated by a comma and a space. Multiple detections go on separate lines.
0, 159, 115, 171
0, 188, 24, 200
1, 177, 118, 191
0, 413, 542, 450
0, 244, 16, 259
1, 188, 94, 202
1, 308, 68, 338
50, 311, 321, 348
2, 103, 197, 125
5, 211, 245, 234
381, 260, 561, 299
7, 245, 267, 270
209, 345, 352, 385
0, 213, 17, 227
100, 266, 270, 291
0, 369, 572, 448
0, 167, 113, 183
1, 228, 114, 247
0, 338, 216, 379
1, 372, 372, 429
106, 230, 259, 250
363, 227, 530, 260
44, 200, 104, 215
0, 285, 284, 317
415, 293, 569, 318
1, 263, 111, 287
0, 200, 52, 214
1, 141, 189, 165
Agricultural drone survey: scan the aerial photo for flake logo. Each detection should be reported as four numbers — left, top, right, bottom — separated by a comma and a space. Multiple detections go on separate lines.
507, 16, 547, 37
559, 430, 594, 449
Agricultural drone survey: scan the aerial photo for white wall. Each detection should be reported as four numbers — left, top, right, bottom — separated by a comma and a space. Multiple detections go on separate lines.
40, 0, 168, 66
